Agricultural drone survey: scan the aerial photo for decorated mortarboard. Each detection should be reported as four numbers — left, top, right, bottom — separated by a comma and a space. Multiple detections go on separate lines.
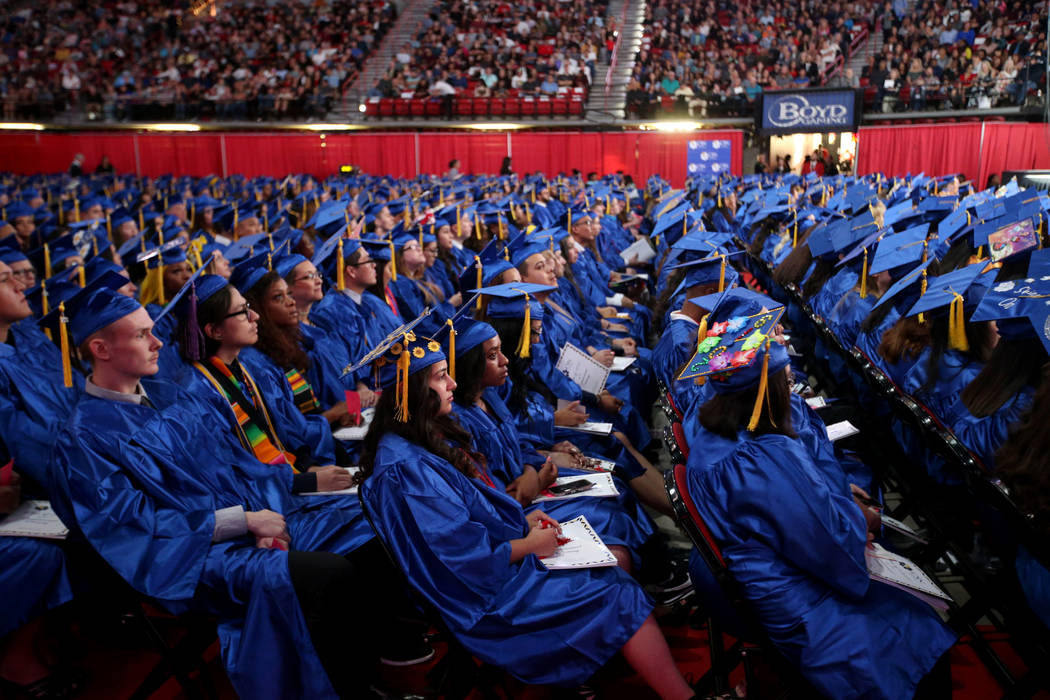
342, 309, 440, 421
971, 264, 1050, 355
975, 215, 1040, 261
677, 297, 787, 431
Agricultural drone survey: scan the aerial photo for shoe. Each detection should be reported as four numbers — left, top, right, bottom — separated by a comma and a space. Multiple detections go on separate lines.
379, 636, 436, 666
646, 560, 694, 606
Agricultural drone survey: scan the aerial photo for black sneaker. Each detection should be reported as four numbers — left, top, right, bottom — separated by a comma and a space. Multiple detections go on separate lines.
646, 560, 694, 606
379, 636, 436, 666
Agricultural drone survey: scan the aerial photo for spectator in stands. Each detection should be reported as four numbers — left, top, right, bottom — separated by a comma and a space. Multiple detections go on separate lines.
429, 73, 457, 118
68, 154, 83, 177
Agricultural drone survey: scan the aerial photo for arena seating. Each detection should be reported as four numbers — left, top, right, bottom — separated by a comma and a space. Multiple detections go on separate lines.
0, 0, 396, 122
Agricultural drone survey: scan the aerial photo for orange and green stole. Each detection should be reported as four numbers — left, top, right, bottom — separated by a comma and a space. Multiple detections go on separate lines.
194, 357, 299, 471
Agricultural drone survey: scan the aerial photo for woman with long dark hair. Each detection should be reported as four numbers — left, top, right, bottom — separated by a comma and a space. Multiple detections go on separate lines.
684, 311, 956, 700
357, 329, 694, 699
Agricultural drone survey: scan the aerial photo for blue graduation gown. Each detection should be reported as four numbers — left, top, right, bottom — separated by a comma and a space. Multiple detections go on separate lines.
0, 324, 82, 486
51, 383, 344, 699
453, 389, 655, 561
306, 291, 372, 380
652, 315, 699, 389
686, 433, 956, 699
950, 387, 1035, 470
0, 537, 73, 638
1016, 545, 1050, 631
362, 433, 653, 687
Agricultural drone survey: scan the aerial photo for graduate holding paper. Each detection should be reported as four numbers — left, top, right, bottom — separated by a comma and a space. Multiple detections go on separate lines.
357, 319, 693, 697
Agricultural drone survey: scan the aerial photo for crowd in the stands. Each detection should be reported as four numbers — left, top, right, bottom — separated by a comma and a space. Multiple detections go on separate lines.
859, 0, 1047, 112
0, 0, 396, 121
626, 0, 878, 117
367, 0, 610, 106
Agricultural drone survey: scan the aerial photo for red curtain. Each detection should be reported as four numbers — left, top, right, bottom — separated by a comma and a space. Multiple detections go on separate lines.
856, 123, 983, 180
0, 128, 742, 183
977, 123, 1050, 187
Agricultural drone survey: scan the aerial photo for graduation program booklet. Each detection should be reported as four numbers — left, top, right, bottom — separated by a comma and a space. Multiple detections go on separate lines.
300, 467, 361, 497
0, 500, 69, 540
539, 516, 619, 570
332, 408, 375, 442
866, 543, 951, 611
555, 343, 610, 395
534, 473, 619, 502
826, 420, 859, 442
610, 356, 636, 372
619, 238, 656, 266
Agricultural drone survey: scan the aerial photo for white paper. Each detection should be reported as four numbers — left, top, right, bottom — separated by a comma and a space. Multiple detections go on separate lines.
533, 473, 619, 502
563, 421, 613, 436
610, 356, 637, 372
805, 396, 827, 409
826, 420, 859, 442
555, 343, 610, 395
333, 408, 375, 441
866, 543, 951, 610
880, 514, 928, 544
0, 500, 68, 539
619, 237, 656, 265
300, 467, 361, 497
539, 515, 619, 569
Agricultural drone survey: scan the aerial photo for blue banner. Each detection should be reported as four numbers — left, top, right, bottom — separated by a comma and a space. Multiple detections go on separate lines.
759, 88, 860, 134
686, 138, 733, 177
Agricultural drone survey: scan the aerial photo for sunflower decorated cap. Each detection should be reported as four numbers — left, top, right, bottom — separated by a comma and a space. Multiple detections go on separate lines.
342, 309, 443, 421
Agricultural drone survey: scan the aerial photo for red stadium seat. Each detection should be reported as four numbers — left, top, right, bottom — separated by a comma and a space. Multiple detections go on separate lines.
365, 98, 380, 118
568, 97, 584, 116
394, 99, 411, 118
425, 99, 443, 117
535, 97, 553, 117
504, 98, 522, 117
410, 98, 426, 118
489, 98, 505, 117
551, 97, 569, 116
472, 98, 489, 117
520, 97, 537, 118
379, 98, 395, 118
455, 97, 473, 117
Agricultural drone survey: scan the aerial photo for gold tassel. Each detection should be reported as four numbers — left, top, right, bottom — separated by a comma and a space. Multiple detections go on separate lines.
446, 319, 456, 381
917, 268, 928, 324
138, 209, 144, 230
233, 206, 238, 231
747, 340, 771, 432
682, 215, 687, 239
976, 245, 984, 260
337, 238, 346, 291
106, 212, 111, 238
695, 316, 709, 351
388, 240, 397, 281
77, 264, 85, 288
456, 205, 462, 238
394, 349, 411, 422
567, 209, 572, 231
718, 256, 727, 293
517, 293, 532, 358
948, 292, 969, 352
860, 248, 869, 298
73, 199, 79, 222
43, 243, 52, 278
792, 219, 798, 248
58, 302, 72, 388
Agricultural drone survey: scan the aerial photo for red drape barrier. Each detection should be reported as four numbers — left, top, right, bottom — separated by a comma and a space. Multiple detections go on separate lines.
975, 123, 1050, 187
0, 128, 731, 184
856, 123, 984, 180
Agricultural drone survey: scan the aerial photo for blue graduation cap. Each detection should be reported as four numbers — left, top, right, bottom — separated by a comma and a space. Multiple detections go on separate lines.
229, 248, 275, 293
668, 251, 743, 292
872, 258, 935, 311
971, 268, 1050, 355
976, 216, 1040, 261
63, 274, 144, 348
906, 261, 994, 350
468, 283, 555, 358
868, 224, 931, 275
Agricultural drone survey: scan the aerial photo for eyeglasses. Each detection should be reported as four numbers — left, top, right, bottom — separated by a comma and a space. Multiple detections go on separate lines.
10, 269, 35, 280
224, 302, 253, 320
294, 271, 323, 282
348, 257, 376, 266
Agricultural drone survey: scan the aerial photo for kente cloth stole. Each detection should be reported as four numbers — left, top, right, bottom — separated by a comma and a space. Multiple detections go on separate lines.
285, 367, 320, 414
194, 357, 298, 471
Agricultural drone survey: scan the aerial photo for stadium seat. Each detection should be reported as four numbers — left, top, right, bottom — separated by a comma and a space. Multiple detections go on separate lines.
504, 98, 522, 117
472, 98, 489, 118
569, 97, 585, 116
425, 99, 443, 117
520, 97, 537, 118
379, 98, 395, 118
551, 97, 569, 116
535, 97, 553, 118
410, 98, 426, 118
394, 99, 411, 119
488, 98, 505, 118
455, 98, 473, 118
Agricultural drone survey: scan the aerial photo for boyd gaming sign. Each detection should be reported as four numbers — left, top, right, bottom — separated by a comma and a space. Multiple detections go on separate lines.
759, 88, 861, 135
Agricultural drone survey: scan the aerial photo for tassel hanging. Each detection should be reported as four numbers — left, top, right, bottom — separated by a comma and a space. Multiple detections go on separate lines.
695, 315, 709, 351
747, 340, 772, 432
860, 248, 869, 298
77, 263, 86, 288
918, 268, 928, 324
233, 206, 238, 231
718, 256, 727, 293
138, 209, 144, 230
388, 240, 397, 281
43, 243, 52, 278
516, 293, 532, 359
73, 199, 79, 222
682, 215, 687, 239
792, 219, 798, 248
394, 349, 411, 422
106, 212, 111, 239
948, 292, 969, 352
337, 238, 346, 291
182, 284, 206, 362
446, 319, 456, 381
58, 302, 73, 388
474, 256, 484, 310
474, 213, 482, 240
567, 209, 572, 231
456, 205, 462, 238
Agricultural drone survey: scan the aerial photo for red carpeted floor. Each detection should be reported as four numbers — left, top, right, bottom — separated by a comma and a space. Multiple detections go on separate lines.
64, 612, 1045, 699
